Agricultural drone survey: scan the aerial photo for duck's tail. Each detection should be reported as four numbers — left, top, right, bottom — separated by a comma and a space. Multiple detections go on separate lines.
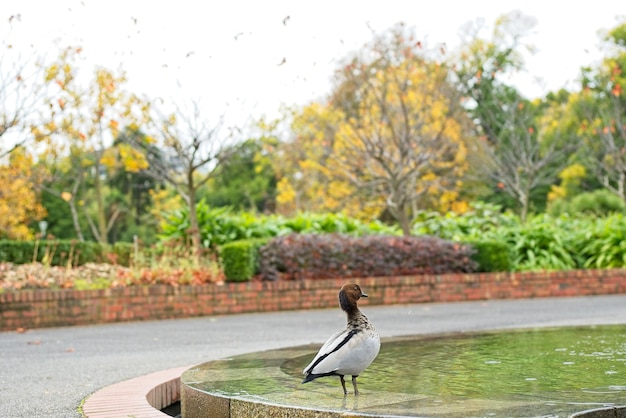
301, 371, 337, 384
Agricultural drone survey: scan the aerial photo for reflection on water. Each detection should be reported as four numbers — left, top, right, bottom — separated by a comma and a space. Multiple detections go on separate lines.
183, 325, 626, 417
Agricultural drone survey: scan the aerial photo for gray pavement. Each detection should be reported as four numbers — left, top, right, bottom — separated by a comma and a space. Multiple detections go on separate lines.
2, 294, 626, 417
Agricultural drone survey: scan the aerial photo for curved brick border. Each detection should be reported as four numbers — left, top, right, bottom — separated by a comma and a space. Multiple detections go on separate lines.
3, 269, 626, 331
82, 365, 191, 418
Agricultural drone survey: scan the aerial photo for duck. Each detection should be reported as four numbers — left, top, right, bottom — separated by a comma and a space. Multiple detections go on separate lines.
302, 282, 380, 395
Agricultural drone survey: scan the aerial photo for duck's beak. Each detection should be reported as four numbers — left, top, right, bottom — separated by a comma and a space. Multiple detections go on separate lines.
361, 291, 368, 298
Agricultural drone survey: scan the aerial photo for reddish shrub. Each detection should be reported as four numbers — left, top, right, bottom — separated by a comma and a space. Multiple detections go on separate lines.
258, 233, 477, 281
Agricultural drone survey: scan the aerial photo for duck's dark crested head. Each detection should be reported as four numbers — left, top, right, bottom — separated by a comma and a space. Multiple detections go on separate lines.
339, 283, 368, 312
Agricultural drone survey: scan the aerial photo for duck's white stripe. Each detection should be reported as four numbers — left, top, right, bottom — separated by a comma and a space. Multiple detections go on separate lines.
303, 329, 358, 375
303, 328, 379, 379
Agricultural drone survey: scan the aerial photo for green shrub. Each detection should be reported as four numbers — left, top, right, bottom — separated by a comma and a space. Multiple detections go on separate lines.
0, 240, 34, 264
159, 200, 401, 250
221, 239, 268, 282
576, 214, 626, 269
464, 240, 512, 272
483, 215, 581, 271
111, 242, 133, 266
0, 240, 110, 266
412, 202, 519, 241
549, 190, 626, 217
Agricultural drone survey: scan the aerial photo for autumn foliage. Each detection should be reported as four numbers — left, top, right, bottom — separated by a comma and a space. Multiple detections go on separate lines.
276, 24, 471, 235
0, 148, 46, 239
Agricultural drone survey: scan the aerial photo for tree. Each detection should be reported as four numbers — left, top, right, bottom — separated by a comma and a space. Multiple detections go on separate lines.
133, 100, 233, 254
574, 21, 626, 203
203, 136, 277, 212
106, 128, 162, 243
0, 147, 46, 239
484, 97, 574, 221
280, 24, 471, 235
455, 12, 573, 221
37, 47, 150, 242
275, 103, 362, 216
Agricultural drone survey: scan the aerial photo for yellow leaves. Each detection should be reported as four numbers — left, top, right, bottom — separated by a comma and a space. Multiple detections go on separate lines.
109, 119, 120, 138
547, 185, 566, 202
99, 144, 149, 173
61, 192, 73, 202
0, 149, 47, 239
549, 163, 587, 201
276, 177, 296, 206
278, 32, 476, 220
119, 145, 148, 173
149, 189, 183, 232
559, 163, 586, 181
45, 64, 59, 82
99, 148, 117, 169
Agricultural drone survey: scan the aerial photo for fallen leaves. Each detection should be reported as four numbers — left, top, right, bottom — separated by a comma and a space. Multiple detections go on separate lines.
0, 262, 224, 292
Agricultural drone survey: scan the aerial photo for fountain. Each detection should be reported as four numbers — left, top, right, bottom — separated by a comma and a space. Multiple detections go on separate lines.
181, 325, 626, 417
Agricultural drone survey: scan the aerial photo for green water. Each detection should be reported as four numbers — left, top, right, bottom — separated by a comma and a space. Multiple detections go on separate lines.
183, 325, 626, 417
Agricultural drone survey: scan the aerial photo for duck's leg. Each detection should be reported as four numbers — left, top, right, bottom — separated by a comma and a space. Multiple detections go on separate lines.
339, 375, 348, 395
352, 375, 359, 396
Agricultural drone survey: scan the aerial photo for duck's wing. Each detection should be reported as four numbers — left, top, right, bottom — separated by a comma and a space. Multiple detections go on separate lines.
303, 328, 357, 375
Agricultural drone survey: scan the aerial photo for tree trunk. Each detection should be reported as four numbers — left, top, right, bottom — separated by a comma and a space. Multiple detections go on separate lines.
391, 202, 412, 236
93, 160, 108, 244
520, 193, 529, 223
186, 178, 203, 258
68, 199, 85, 242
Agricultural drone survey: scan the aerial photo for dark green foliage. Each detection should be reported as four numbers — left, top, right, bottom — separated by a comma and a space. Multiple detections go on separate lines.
111, 242, 133, 266
202, 138, 277, 212
160, 202, 277, 251
413, 202, 518, 240
258, 234, 477, 281
485, 215, 581, 271
221, 239, 268, 282
160, 200, 400, 250
38, 192, 71, 238
576, 215, 626, 269
0, 241, 36, 264
464, 240, 512, 272
0, 240, 131, 266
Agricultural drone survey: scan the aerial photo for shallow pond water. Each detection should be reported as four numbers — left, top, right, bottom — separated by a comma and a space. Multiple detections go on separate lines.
183, 325, 626, 417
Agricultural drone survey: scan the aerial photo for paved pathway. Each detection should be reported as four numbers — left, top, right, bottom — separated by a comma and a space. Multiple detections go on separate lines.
2, 294, 626, 418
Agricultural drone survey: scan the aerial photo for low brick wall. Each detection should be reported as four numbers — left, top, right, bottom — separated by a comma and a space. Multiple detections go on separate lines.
2, 269, 626, 332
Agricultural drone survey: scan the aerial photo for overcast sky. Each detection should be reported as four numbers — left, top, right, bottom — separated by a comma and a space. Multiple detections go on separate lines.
2, 1, 625, 128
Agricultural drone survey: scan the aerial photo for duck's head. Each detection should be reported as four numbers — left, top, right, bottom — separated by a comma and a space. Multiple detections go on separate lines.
339, 283, 368, 312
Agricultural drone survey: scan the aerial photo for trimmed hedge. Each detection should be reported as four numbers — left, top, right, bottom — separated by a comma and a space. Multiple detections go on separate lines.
464, 239, 512, 272
0, 240, 133, 267
258, 233, 478, 281
220, 238, 268, 282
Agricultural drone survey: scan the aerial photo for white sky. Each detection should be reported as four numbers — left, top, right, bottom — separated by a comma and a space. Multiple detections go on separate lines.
2, 0, 625, 129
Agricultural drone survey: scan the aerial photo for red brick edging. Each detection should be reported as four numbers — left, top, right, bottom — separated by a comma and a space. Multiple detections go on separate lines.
2, 269, 626, 332
82, 365, 190, 418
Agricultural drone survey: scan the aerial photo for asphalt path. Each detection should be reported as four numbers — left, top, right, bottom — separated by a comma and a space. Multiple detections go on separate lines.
2, 294, 626, 418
